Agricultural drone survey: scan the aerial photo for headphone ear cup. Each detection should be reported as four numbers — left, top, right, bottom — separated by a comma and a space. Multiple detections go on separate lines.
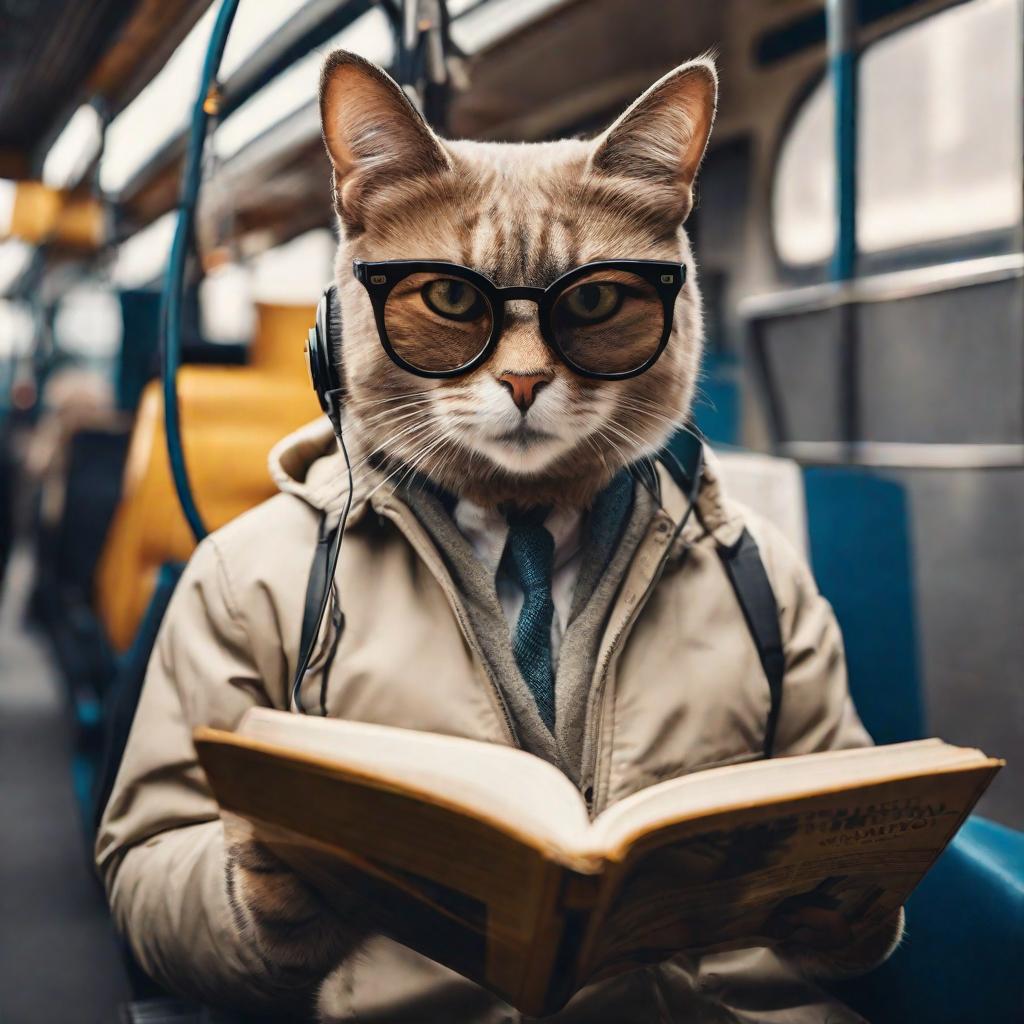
306, 285, 343, 413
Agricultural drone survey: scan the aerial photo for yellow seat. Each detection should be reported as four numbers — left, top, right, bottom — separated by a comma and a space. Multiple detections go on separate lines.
96, 302, 321, 651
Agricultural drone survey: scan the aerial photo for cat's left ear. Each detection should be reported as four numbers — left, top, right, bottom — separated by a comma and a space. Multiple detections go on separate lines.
590, 56, 717, 222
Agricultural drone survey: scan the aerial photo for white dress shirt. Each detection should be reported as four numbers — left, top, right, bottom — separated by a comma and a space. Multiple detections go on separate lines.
453, 501, 584, 669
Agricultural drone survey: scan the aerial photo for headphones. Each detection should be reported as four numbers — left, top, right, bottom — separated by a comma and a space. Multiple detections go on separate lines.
293, 283, 706, 717
305, 284, 344, 417
293, 284, 352, 715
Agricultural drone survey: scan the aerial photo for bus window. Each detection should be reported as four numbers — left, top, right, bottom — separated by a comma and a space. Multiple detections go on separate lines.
772, 0, 1022, 269
53, 286, 123, 364
772, 76, 835, 267
858, 0, 1022, 254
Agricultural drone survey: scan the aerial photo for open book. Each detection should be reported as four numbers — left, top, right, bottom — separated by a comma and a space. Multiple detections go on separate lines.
195, 710, 1001, 1017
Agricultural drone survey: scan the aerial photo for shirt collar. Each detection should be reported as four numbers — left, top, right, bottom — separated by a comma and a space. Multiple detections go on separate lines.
453, 500, 584, 577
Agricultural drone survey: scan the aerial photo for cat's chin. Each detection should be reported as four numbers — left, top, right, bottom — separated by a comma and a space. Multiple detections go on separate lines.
471, 433, 570, 476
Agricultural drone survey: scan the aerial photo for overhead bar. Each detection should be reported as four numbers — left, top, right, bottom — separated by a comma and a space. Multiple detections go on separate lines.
117, 0, 374, 212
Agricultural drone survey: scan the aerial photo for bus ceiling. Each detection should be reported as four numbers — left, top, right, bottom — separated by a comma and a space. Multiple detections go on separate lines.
111, 0, 942, 251
0, 0, 214, 180
0, 0, 993, 274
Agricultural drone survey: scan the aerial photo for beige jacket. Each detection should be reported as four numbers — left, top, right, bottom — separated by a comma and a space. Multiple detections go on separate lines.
96, 420, 895, 1023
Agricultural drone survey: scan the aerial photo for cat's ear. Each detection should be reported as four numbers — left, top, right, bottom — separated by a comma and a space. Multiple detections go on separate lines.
590, 56, 717, 222
320, 50, 451, 229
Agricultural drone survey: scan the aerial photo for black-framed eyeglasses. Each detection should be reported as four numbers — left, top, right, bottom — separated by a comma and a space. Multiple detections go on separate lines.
353, 258, 685, 380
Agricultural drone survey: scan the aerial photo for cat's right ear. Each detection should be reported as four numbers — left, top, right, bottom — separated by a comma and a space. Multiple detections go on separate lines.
590, 56, 718, 223
320, 51, 451, 230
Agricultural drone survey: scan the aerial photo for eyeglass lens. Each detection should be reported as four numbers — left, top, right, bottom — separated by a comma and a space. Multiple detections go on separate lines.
383, 272, 494, 373
381, 267, 666, 376
551, 268, 664, 375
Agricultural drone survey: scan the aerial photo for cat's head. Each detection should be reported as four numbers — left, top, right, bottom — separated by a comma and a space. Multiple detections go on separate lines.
320, 51, 716, 508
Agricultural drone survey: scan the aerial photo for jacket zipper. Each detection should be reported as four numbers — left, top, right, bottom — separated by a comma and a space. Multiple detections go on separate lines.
375, 501, 520, 747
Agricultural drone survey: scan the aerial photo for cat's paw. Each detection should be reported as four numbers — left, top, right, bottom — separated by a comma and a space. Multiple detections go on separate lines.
224, 817, 366, 975
777, 907, 906, 980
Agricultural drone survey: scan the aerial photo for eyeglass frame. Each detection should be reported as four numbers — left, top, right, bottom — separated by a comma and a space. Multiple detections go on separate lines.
352, 257, 686, 381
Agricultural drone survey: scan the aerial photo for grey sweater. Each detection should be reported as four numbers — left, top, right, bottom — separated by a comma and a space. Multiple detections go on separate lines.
400, 472, 657, 786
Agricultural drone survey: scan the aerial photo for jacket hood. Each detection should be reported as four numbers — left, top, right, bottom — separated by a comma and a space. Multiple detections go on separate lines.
267, 418, 745, 546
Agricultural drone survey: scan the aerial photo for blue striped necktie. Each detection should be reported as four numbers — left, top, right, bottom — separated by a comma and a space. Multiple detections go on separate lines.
500, 506, 556, 730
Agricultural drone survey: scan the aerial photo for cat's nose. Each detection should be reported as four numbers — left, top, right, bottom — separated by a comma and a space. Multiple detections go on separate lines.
497, 372, 552, 412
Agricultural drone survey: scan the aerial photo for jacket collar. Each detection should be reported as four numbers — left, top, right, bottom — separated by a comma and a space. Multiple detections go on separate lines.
268, 418, 371, 528
268, 417, 744, 546
651, 447, 745, 549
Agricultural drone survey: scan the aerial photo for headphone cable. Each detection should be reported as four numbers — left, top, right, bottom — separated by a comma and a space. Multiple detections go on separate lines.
291, 398, 353, 714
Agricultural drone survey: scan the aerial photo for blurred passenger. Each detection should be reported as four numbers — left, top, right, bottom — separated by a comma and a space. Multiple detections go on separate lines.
24, 367, 118, 532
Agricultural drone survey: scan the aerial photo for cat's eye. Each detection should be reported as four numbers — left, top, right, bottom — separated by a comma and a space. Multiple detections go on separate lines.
421, 278, 487, 321
356, 257, 683, 380
560, 282, 622, 324
382, 271, 495, 373
552, 269, 663, 375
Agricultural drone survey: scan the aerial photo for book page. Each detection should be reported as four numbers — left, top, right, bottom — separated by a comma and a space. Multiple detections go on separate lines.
237, 709, 590, 847
197, 730, 580, 1014
577, 763, 998, 981
586, 739, 989, 855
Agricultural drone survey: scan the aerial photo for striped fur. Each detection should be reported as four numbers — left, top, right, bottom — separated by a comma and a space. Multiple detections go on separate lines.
228, 57, 717, 980
224, 818, 366, 980
320, 51, 717, 510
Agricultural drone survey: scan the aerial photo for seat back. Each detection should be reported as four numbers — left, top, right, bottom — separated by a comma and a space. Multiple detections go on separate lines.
804, 466, 924, 744
714, 449, 808, 556
716, 451, 923, 745
96, 302, 319, 652
248, 301, 321, 382
54, 426, 132, 597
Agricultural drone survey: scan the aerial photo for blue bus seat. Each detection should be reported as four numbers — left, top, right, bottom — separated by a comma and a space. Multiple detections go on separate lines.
804, 467, 924, 744
831, 816, 1024, 1024
803, 464, 1023, 1023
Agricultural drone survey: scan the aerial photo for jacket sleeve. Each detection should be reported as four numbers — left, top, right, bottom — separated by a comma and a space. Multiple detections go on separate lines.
95, 536, 312, 1013
746, 513, 905, 975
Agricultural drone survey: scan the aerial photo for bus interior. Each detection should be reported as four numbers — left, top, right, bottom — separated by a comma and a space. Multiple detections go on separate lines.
0, 0, 1021, 1021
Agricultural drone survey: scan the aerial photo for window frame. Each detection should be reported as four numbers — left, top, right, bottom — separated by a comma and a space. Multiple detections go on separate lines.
768, 0, 1024, 282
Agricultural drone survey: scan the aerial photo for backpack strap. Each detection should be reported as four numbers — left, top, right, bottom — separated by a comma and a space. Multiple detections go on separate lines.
298, 513, 337, 667
294, 513, 343, 714
717, 530, 785, 758
656, 431, 786, 758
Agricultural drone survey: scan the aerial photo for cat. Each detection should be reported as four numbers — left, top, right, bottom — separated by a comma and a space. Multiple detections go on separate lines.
226, 44, 717, 1009
322, 48, 716, 510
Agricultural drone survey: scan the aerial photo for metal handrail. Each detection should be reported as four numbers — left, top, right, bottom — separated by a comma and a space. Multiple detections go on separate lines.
779, 441, 1024, 470
743, 250, 1024, 455
739, 252, 1024, 321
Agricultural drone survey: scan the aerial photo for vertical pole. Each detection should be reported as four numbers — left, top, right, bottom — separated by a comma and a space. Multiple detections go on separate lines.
827, 0, 860, 451
827, 0, 858, 283
1018, 0, 1024, 256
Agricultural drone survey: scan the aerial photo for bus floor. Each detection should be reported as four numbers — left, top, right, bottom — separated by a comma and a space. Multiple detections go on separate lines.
0, 547, 130, 1024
